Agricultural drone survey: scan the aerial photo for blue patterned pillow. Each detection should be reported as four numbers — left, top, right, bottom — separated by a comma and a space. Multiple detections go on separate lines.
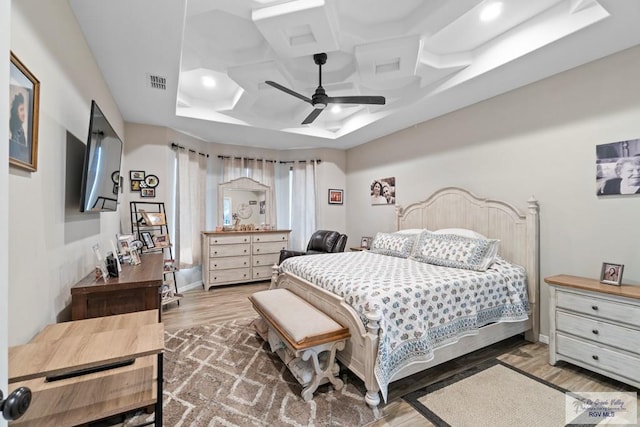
410, 231, 499, 271
370, 232, 417, 258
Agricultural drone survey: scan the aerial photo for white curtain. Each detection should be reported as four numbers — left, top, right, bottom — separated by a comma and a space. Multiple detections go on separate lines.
176, 149, 206, 268
290, 160, 317, 251
222, 157, 244, 181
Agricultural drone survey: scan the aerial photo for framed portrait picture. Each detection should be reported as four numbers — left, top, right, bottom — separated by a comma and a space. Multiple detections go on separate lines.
596, 140, 640, 196
600, 262, 623, 285
154, 234, 170, 248
144, 174, 159, 188
9, 52, 40, 172
371, 177, 396, 205
130, 170, 145, 181
361, 236, 372, 249
328, 189, 344, 205
141, 231, 155, 249
130, 180, 141, 191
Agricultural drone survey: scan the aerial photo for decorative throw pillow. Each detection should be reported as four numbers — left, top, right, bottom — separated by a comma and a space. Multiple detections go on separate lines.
370, 232, 417, 258
410, 231, 499, 271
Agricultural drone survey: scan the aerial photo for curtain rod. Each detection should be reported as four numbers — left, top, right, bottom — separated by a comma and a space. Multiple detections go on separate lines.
170, 142, 210, 157
217, 155, 321, 164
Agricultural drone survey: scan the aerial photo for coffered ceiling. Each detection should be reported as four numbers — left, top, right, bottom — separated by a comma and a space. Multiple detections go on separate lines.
68, 0, 640, 149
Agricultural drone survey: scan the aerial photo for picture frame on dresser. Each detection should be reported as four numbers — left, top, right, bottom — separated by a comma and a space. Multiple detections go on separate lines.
600, 262, 623, 285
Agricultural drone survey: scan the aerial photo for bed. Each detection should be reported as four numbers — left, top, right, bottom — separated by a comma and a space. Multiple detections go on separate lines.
270, 187, 540, 407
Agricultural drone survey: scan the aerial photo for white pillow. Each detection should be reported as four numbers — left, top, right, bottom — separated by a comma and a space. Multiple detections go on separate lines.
432, 228, 488, 240
395, 228, 428, 235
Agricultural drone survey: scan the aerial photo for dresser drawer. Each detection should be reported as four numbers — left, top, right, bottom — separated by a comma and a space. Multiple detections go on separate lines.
253, 241, 288, 255
208, 268, 251, 284
556, 311, 640, 354
253, 233, 289, 243
556, 290, 640, 327
253, 265, 274, 280
209, 234, 250, 245
210, 244, 250, 257
556, 333, 640, 383
209, 256, 250, 271
253, 254, 279, 267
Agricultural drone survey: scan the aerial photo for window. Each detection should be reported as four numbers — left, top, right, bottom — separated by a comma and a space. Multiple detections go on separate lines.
223, 197, 232, 225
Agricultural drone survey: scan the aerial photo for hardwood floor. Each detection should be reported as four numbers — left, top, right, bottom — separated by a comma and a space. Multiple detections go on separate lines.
162, 284, 639, 426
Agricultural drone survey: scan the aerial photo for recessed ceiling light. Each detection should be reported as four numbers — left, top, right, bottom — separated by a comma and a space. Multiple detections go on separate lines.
480, 2, 503, 22
331, 105, 341, 114
201, 75, 216, 88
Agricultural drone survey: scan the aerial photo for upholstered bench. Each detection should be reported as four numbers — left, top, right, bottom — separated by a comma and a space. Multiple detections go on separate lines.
249, 288, 350, 401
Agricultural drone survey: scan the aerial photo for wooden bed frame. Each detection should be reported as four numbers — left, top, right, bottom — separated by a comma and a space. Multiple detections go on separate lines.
271, 187, 540, 407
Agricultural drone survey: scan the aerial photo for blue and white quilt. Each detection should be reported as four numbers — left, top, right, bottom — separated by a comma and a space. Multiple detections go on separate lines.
279, 251, 529, 401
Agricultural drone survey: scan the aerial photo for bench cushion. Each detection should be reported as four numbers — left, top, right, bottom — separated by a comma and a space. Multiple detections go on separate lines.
249, 289, 349, 350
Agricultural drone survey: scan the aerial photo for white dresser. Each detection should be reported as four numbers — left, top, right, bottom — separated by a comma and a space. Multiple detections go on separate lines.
546, 274, 640, 388
202, 230, 290, 288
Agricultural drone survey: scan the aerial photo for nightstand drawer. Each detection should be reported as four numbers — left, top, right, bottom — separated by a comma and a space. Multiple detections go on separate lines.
556, 311, 640, 354
556, 334, 640, 383
556, 290, 640, 326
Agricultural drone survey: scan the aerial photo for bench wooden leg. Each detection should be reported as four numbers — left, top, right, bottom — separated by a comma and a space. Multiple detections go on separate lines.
299, 340, 346, 402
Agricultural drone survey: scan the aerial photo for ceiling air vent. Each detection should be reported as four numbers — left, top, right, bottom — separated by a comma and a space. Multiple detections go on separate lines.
147, 74, 167, 90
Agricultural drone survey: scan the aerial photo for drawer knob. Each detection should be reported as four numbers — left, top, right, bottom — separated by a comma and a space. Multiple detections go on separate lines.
591, 305, 598, 311
256, 249, 260, 252
592, 329, 599, 335
214, 240, 218, 243
244, 249, 247, 253
214, 251, 218, 255
592, 355, 599, 361
214, 264, 217, 267
256, 238, 260, 241
256, 261, 260, 264
244, 261, 247, 265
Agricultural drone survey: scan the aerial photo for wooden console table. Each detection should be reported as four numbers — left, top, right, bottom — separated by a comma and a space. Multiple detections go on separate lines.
71, 252, 164, 321
8, 310, 164, 426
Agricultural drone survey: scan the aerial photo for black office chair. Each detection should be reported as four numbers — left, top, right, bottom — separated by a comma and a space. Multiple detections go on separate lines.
279, 230, 347, 264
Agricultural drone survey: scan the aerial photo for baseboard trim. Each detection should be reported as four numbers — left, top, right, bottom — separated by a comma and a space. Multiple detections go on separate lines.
538, 334, 549, 344
179, 280, 203, 293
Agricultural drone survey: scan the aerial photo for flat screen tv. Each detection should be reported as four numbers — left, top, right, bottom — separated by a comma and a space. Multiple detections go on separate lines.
79, 100, 123, 212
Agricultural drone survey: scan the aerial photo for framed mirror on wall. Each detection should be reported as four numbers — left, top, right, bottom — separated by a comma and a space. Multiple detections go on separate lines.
218, 177, 271, 229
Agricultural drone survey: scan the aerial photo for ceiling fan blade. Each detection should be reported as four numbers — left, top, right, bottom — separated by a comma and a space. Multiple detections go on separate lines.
265, 81, 312, 104
302, 108, 323, 125
327, 96, 386, 105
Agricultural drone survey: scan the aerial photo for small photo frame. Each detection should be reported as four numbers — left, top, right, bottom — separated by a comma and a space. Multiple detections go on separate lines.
361, 236, 372, 249
141, 231, 155, 249
141, 188, 155, 198
131, 180, 141, 191
328, 189, 343, 205
130, 170, 145, 181
600, 262, 624, 285
154, 234, 170, 248
144, 174, 159, 188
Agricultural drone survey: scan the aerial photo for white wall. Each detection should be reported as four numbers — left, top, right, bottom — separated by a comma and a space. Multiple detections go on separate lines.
346, 45, 640, 337
9, 0, 124, 345
2, 0, 11, 410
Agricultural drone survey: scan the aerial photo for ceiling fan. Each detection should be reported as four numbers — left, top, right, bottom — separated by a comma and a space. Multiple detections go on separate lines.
265, 53, 386, 125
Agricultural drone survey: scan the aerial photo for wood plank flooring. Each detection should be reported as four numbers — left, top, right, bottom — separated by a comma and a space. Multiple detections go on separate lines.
162, 283, 639, 426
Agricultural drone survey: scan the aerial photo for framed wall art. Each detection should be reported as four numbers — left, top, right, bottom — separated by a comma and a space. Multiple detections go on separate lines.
130, 170, 145, 181
596, 140, 640, 196
370, 177, 396, 205
328, 189, 343, 205
9, 52, 40, 171
600, 262, 623, 286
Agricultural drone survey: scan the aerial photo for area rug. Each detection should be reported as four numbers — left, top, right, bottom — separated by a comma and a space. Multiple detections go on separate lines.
145, 318, 380, 426
404, 359, 575, 427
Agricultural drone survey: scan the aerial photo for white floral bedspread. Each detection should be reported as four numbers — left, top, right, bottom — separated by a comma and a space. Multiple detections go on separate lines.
279, 251, 529, 401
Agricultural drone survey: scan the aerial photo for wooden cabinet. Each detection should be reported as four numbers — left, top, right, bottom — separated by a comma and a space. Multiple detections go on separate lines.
546, 274, 640, 388
71, 253, 163, 321
202, 230, 290, 288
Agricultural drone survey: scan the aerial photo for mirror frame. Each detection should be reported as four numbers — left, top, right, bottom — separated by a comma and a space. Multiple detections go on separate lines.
218, 177, 271, 227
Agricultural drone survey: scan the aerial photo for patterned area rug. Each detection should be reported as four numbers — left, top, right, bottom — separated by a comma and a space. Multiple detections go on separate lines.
149, 318, 380, 426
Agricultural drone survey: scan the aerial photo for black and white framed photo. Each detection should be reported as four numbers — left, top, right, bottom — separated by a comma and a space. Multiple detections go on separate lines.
600, 262, 623, 285
361, 236, 372, 249
596, 140, 640, 196
9, 52, 40, 172
370, 177, 396, 205
141, 231, 155, 249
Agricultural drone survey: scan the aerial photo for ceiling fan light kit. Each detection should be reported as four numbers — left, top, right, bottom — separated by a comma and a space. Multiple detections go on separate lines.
266, 52, 386, 124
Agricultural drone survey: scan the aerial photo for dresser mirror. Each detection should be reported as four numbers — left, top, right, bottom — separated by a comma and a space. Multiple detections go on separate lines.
218, 177, 271, 228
